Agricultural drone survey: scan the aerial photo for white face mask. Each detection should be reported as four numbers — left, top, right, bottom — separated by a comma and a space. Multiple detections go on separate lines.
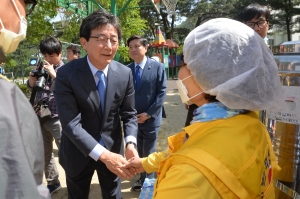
0, 0, 27, 54
176, 75, 203, 105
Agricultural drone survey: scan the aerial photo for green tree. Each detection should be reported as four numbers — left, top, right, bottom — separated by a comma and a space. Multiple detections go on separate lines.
4, 41, 39, 80
53, 9, 83, 44
160, 0, 194, 40
55, 0, 148, 61
26, 0, 58, 44
193, 0, 300, 41
267, 0, 300, 41
136, 0, 194, 47
138, 0, 161, 41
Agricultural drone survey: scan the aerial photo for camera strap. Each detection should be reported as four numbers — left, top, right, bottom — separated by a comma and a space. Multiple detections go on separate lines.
29, 87, 37, 106
49, 78, 55, 93
29, 79, 55, 106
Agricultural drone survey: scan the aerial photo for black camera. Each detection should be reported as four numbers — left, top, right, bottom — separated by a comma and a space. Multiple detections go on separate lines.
29, 58, 51, 90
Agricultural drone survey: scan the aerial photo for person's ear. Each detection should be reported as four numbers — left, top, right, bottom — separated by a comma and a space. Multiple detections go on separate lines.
80, 37, 87, 50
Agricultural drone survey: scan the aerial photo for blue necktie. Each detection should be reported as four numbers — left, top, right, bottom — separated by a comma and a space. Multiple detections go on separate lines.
135, 65, 141, 88
96, 71, 106, 114
96, 71, 106, 147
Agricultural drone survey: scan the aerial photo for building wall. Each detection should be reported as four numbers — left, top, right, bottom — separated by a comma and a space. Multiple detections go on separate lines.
268, 32, 300, 46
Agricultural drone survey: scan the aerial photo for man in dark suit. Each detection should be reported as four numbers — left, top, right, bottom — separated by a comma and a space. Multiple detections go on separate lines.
127, 35, 167, 191
54, 10, 138, 199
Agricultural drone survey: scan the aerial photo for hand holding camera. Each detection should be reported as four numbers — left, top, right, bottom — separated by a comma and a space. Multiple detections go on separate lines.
28, 58, 52, 90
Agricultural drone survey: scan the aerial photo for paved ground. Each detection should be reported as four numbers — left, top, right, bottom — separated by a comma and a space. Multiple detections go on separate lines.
46, 79, 186, 199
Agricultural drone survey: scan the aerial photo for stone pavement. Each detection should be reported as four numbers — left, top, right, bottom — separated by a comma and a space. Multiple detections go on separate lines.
47, 79, 187, 199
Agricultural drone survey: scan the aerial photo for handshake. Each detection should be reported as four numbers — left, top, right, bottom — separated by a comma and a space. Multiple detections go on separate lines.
99, 146, 145, 179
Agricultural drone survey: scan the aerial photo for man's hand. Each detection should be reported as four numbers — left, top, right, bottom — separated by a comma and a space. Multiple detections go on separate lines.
125, 144, 139, 160
43, 60, 56, 79
137, 112, 149, 123
28, 72, 37, 88
99, 150, 134, 179
124, 157, 145, 174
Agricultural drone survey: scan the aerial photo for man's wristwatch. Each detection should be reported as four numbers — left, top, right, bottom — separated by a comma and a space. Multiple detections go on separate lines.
145, 113, 151, 119
126, 141, 137, 149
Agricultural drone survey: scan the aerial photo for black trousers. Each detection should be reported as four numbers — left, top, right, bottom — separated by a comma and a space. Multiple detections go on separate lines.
66, 159, 122, 199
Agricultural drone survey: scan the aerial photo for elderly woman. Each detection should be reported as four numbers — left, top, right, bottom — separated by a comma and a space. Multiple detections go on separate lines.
125, 18, 284, 199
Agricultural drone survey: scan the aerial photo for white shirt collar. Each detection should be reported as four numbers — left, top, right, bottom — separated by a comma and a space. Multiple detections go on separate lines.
135, 56, 147, 70
87, 56, 109, 84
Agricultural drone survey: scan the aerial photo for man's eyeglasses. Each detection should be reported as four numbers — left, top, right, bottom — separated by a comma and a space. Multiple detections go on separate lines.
89, 35, 119, 46
24, 0, 37, 16
245, 20, 268, 29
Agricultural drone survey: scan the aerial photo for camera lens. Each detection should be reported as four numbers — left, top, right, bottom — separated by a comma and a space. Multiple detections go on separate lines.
34, 76, 46, 90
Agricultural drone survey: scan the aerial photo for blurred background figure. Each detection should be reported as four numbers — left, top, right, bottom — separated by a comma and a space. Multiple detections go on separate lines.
0, 0, 50, 198
66, 44, 81, 62
125, 18, 284, 199
236, 3, 270, 39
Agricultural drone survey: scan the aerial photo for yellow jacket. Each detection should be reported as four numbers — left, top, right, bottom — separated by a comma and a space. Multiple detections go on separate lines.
141, 111, 280, 199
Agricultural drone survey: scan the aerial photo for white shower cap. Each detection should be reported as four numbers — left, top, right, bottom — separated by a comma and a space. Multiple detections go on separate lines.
183, 18, 285, 111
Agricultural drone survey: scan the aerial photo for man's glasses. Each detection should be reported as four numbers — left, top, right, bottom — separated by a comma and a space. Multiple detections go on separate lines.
90, 35, 119, 46
245, 20, 268, 29
24, 0, 37, 16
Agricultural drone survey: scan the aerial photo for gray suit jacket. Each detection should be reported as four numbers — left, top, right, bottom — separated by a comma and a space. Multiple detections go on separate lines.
54, 57, 138, 178
0, 79, 50, 199
127, 57, 167, 128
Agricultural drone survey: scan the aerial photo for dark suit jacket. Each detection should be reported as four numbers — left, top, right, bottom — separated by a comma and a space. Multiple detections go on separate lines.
54, 57, 138, 178
127, 57, 167, 128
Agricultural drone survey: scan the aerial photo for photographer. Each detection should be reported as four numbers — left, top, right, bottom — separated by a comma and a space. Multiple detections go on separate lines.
27, 36, 64, 195
66, 44, 81, 62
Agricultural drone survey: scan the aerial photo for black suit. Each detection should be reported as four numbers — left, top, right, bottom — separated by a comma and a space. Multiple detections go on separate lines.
54, 57, 138, 199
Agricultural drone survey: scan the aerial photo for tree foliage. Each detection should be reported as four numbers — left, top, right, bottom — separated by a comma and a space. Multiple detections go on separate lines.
4, 0, 148, 77
267, 0, 300, 41
117, 0, 148, 61
4, 0, 300, 79
26, 0, 58, 44
185, 0, 300, 41
55, 10, 83, 44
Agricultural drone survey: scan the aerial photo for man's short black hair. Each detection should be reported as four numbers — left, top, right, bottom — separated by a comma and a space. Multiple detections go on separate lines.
236, 3, 270, 22
80, 9, 122, 42
67, 45, 81, 55
39, 36, 62, 55
127, 35, 148, 47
